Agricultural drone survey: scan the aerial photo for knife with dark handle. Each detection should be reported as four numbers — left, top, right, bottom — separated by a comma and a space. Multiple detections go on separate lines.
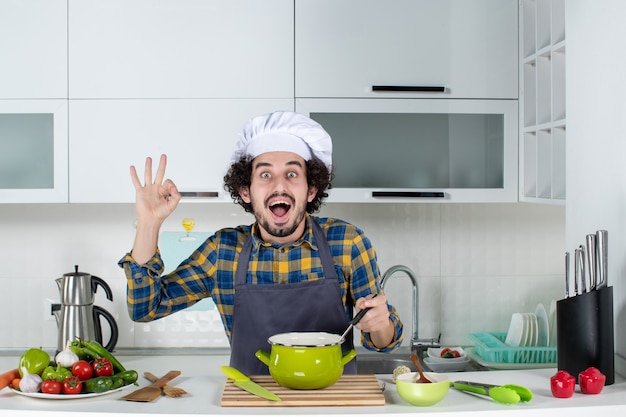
564, 252, 570, 298
585, 234, 597, 291
596, 230, 608, 288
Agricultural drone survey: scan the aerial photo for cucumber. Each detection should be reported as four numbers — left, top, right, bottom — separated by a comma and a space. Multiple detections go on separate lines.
115, 370, 139, 385
82, 376, 114, 393
109, 376, 125, 390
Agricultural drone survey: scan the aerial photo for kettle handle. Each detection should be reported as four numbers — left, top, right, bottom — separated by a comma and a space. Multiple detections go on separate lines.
91, 276, 113, 301
93, 305, 119, 352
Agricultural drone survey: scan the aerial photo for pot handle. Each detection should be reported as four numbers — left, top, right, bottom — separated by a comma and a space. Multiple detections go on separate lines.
255, 350, 271, 366
93, 305, 119, 352
341, 349, 357, 365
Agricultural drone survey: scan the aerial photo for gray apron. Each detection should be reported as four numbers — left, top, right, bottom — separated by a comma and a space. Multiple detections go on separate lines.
229, 218, 357, 375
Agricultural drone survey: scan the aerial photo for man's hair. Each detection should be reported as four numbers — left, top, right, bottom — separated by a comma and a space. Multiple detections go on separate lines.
223, 156, 333, 213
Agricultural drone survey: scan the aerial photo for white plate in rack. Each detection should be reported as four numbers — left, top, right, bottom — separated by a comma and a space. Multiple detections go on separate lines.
505, 313, 525, 346
535, 303, 549, 347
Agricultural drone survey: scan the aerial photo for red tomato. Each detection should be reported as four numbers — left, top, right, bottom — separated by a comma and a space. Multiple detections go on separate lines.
62, 376, 83, 395
579, 367, 606, 395
440, 347, 461, 358
550, 370, 576, 398
93, 358, 113, 377
41, 379, 62, 395
71, 360, 93, 380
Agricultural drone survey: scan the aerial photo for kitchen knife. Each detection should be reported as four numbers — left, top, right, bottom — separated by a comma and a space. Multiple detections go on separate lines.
564, 251, 570, 298
573, 247, 582, 295
221, 366, 281, 402
596, 230, 608, 288
585, 234, 597, 291
577, 245, 587, 293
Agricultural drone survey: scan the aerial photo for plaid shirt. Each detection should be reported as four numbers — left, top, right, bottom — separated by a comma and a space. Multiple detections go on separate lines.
119, 214, 404, 352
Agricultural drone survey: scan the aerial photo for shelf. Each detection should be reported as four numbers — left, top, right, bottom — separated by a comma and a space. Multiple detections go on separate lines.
519, 0, 566, 204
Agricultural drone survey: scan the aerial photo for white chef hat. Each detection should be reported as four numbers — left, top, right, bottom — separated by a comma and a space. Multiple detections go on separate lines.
231, 111, 332, 171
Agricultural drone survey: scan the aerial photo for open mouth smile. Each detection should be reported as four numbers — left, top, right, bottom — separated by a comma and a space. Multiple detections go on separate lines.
267, 197, 293, 222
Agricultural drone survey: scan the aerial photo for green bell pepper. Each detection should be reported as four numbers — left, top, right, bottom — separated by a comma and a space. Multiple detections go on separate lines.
41, 364, 73, 382
18, 347, 51, 377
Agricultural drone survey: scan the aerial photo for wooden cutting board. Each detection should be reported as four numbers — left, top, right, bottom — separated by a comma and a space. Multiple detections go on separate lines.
221, 374, 385, 407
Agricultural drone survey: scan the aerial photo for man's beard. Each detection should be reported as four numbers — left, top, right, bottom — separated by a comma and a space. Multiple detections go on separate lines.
259, 217, 302, 238
251, 194, 307, 239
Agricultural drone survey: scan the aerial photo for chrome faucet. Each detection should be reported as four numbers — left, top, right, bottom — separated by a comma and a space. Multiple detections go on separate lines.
381, 265, 440, 352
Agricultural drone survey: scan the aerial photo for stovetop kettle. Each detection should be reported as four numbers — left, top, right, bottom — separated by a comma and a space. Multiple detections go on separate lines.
53, 265, 119, 352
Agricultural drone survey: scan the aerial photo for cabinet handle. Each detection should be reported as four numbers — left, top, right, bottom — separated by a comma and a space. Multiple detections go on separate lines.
179, 191, 219, 198
372, 85, 446, 93
372, 191, 445, 198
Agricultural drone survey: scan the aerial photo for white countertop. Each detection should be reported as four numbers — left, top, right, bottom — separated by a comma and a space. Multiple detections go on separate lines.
1, 351, 625, 417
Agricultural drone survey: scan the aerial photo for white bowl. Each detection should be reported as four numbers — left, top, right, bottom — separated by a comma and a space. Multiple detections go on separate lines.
427, 347, 467, 362
424, 356, 470, 372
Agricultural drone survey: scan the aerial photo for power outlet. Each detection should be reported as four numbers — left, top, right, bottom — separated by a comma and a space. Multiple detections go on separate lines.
44, 298, 60, 322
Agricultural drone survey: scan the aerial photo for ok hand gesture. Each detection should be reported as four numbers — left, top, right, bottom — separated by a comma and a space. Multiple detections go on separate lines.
129, 155, 181, 264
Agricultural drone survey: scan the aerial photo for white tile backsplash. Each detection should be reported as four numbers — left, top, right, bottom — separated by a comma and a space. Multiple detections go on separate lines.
0, 202, 565, 350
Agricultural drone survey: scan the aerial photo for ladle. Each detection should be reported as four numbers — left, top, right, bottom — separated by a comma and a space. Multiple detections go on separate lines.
338, 294, 378, 343
411, 353, 432, 383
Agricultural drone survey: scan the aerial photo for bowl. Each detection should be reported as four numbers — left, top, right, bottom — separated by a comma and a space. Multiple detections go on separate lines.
395, 372, 450, 406
424, 356, 470, 372
427, 347, 467, 361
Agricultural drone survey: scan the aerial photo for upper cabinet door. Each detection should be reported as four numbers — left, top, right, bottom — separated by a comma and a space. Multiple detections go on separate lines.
69, 98, 294, 203
69, 0, 294, 99
0, 100, 69, 203
295, 0, 518, 99
0, 0, 67, 99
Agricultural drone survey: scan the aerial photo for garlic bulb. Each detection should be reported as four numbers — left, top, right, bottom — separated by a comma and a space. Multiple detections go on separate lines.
19, 368, 42, 393
55, 341, 79, 368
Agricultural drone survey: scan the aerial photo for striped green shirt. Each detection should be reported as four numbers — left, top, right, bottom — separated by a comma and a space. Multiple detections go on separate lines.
119, 214, 404, 351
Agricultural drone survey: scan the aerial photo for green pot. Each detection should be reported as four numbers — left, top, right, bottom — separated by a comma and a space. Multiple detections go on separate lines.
255, 332, 357, 390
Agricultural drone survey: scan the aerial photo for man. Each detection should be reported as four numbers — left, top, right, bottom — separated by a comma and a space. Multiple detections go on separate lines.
119, 111, 404, 374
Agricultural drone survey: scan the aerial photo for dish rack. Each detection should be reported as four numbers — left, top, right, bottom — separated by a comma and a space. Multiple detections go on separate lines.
468, 332, 557, 364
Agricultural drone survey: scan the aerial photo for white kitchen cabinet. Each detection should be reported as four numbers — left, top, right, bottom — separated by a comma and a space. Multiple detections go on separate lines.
297, 98, 518, 203
295, 0, 518, 99
519, 0, 566, 204
0, 0, 67, 99
68, 0, 293, 99
0, 100, 68, 203
69, 99, 294, 203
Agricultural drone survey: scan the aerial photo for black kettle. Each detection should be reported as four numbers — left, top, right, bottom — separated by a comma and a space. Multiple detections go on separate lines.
54, 266, 119, 352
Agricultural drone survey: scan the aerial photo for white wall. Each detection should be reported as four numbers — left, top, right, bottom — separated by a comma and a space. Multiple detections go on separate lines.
0, 201, 564, 350
566, 1, 626, 376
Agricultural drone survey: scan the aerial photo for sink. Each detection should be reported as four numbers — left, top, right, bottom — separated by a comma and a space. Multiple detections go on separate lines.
355, 350, 489, 374
355, 351, 420, 375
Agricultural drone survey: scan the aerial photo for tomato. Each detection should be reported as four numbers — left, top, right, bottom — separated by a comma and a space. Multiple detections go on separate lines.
440, 348, 461, 358
579, 367, 606, 395
550, 370, 576, 398
62, 376, 83, 395
41, 379, 62, 395
71, 360, 93, 380
93, 358, 113, 377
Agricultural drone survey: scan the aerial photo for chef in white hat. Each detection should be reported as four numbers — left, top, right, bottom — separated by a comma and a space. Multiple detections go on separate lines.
120, 111, 404, 375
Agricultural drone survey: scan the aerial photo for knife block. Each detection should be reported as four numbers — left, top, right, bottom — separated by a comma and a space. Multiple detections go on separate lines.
556, 286, 614, 385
